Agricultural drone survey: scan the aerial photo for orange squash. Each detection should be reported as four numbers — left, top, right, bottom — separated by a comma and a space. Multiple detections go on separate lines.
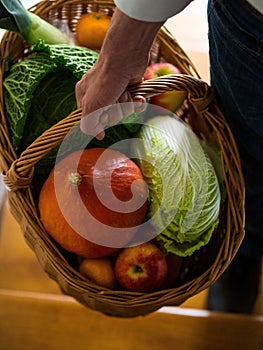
38, 148, 148, 258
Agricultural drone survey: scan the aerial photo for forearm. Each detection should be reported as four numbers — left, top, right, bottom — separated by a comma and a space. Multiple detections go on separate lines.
97, 8, 164, 83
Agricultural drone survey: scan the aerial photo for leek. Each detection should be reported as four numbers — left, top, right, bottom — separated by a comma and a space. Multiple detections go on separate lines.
0, 0, 71, 44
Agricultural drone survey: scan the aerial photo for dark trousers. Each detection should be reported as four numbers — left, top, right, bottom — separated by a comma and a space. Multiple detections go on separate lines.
207, 0, 263, 313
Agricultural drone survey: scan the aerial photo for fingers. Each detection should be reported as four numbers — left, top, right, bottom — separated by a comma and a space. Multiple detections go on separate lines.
97, 95, 147, 128
75, 79, 85, 109
80, 110, 106, 139
109, 95, 146, 126
80, 93, 147, 139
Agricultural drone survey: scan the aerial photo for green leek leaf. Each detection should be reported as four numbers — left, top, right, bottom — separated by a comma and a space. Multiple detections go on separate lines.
0, 0, 32, 33
0, 0, 70, 44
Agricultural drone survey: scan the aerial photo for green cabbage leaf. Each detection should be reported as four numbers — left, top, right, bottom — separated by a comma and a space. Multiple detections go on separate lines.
131, 115, 221, 257
3, 41, 99, 152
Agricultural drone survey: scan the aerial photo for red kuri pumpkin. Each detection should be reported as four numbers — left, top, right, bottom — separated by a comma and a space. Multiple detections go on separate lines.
38, 148, 148, 258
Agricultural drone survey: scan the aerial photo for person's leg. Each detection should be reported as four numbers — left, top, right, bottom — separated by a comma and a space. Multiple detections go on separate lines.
207, 0, 263, 313
207, 254, 262, 313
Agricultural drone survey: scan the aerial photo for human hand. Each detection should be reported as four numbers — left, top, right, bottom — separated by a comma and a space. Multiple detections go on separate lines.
75, 58, 146, 140
75, 8, 164, 139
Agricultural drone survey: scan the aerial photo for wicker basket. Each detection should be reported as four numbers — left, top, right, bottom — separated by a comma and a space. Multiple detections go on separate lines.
0, 0, 245, 317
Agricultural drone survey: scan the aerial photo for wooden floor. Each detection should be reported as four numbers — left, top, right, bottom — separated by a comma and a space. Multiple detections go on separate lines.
1, 288, 263, 350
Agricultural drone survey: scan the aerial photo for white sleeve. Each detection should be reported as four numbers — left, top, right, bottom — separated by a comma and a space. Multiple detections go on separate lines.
114, 0, 193, 22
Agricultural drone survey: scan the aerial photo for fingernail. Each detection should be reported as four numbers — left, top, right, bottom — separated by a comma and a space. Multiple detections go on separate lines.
133, 95, 146, 106
96, 131, 105, 140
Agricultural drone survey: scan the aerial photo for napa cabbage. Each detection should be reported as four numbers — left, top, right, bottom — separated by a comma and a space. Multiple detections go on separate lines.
131, 115, 221, 257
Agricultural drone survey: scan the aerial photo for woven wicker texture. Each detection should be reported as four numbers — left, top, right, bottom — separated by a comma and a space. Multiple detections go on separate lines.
0, 0, 245, 317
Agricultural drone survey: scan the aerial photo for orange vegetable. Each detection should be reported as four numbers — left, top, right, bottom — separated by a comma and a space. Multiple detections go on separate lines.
76, 12, 111, 49
38, 148, 148, 258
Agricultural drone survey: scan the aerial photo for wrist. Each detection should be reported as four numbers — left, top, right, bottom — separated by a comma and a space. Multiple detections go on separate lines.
99, 8, 164, 80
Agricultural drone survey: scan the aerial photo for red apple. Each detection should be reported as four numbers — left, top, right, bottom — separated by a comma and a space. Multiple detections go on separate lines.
115, 242, 167, 292
144, 62, 187, 112
144, 62, 182, 80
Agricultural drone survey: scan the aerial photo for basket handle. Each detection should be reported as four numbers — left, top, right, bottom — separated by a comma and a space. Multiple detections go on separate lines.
2, 74, 214, 191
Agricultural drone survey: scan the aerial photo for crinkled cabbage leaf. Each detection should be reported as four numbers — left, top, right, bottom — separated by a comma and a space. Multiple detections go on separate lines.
3, 41, 99, 152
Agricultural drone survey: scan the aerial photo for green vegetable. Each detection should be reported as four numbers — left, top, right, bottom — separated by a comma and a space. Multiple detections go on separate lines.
57, 124, 131, 163
3, 42, 99, 152
31, 40, 98, 80
0, 0, 70, 44
21, 68, 79, 153
131, 115, 221, 257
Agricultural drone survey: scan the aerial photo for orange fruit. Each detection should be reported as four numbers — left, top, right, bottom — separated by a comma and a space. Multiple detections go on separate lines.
76, 12, 111, 49
79, 257, 117, 289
